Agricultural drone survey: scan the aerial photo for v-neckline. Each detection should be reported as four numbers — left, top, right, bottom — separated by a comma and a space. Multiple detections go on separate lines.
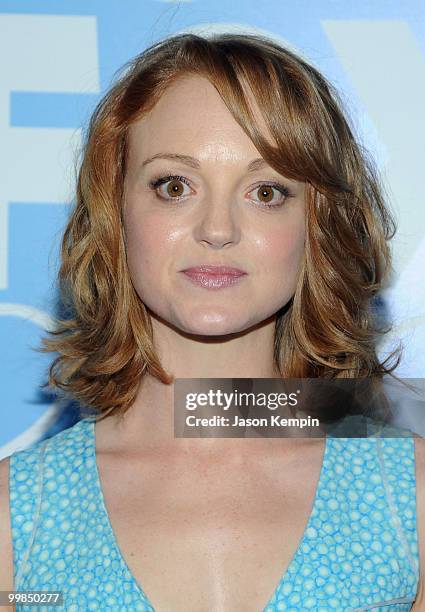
82, 416, 330, 611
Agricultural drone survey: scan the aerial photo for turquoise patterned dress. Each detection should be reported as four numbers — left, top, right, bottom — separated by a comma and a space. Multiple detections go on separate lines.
8, 417, 420, 611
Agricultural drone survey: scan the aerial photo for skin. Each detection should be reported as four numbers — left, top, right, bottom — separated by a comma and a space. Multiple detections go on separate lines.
117, 73, 307, 455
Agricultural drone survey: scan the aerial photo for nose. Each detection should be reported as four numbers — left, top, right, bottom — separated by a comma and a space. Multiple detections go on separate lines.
194, 195, 241, 249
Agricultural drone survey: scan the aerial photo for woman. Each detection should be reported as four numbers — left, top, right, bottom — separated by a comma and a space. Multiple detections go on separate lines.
0, 32, 424, 611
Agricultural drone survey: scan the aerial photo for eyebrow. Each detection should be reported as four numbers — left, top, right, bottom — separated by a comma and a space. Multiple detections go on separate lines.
141, 153, 268, 172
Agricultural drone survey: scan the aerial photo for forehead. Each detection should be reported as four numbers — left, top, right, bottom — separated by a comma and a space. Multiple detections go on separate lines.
126, 74, 274, 162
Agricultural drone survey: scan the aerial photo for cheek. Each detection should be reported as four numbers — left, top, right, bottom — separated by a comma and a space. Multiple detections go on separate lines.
124, 210, 176, 275
124, 211, 175, 310
258, 224, 305, 273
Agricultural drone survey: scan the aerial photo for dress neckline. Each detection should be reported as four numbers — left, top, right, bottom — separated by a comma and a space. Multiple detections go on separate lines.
80, 416, 330, 611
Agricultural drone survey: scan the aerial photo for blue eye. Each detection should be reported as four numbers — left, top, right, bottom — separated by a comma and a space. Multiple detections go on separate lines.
149, 174, 291, 208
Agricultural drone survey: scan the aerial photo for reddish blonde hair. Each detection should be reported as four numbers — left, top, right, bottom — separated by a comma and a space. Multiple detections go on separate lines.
39, 32, 402, 420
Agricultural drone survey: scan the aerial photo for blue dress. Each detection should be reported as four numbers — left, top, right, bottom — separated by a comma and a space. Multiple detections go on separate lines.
8, 417, 420, 611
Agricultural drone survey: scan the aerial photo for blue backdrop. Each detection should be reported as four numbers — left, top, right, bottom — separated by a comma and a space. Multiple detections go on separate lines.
1, 0, 424, 456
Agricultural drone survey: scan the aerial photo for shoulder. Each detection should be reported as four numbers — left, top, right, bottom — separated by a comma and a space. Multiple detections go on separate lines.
412, 436, 425, 609
0, 420, 88, 602
9, 419, 90, 468
0, 442, 44, 602
0, 456, 14, 599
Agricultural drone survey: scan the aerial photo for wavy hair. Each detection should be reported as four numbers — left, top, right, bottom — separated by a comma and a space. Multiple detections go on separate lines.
39, 32, 403, 421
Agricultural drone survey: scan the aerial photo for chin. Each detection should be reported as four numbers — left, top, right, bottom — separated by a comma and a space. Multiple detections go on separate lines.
178, 314, 257, 337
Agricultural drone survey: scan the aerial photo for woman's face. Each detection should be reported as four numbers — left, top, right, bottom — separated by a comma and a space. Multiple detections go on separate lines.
123, 74, 306, 336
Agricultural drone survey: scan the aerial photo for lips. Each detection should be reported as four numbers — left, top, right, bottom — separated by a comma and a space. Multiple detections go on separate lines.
181, 266, 247, 290
181, 266, 246, 276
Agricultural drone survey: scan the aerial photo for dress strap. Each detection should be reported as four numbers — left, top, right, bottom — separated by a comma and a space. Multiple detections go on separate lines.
9, 437, 49, 591
376, 434, 420, 582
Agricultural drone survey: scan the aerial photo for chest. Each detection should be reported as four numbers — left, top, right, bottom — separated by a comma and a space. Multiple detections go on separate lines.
96, 446, 324, 612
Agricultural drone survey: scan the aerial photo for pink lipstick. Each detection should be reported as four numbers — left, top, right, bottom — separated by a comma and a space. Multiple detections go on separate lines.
181, 265, 247, 290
